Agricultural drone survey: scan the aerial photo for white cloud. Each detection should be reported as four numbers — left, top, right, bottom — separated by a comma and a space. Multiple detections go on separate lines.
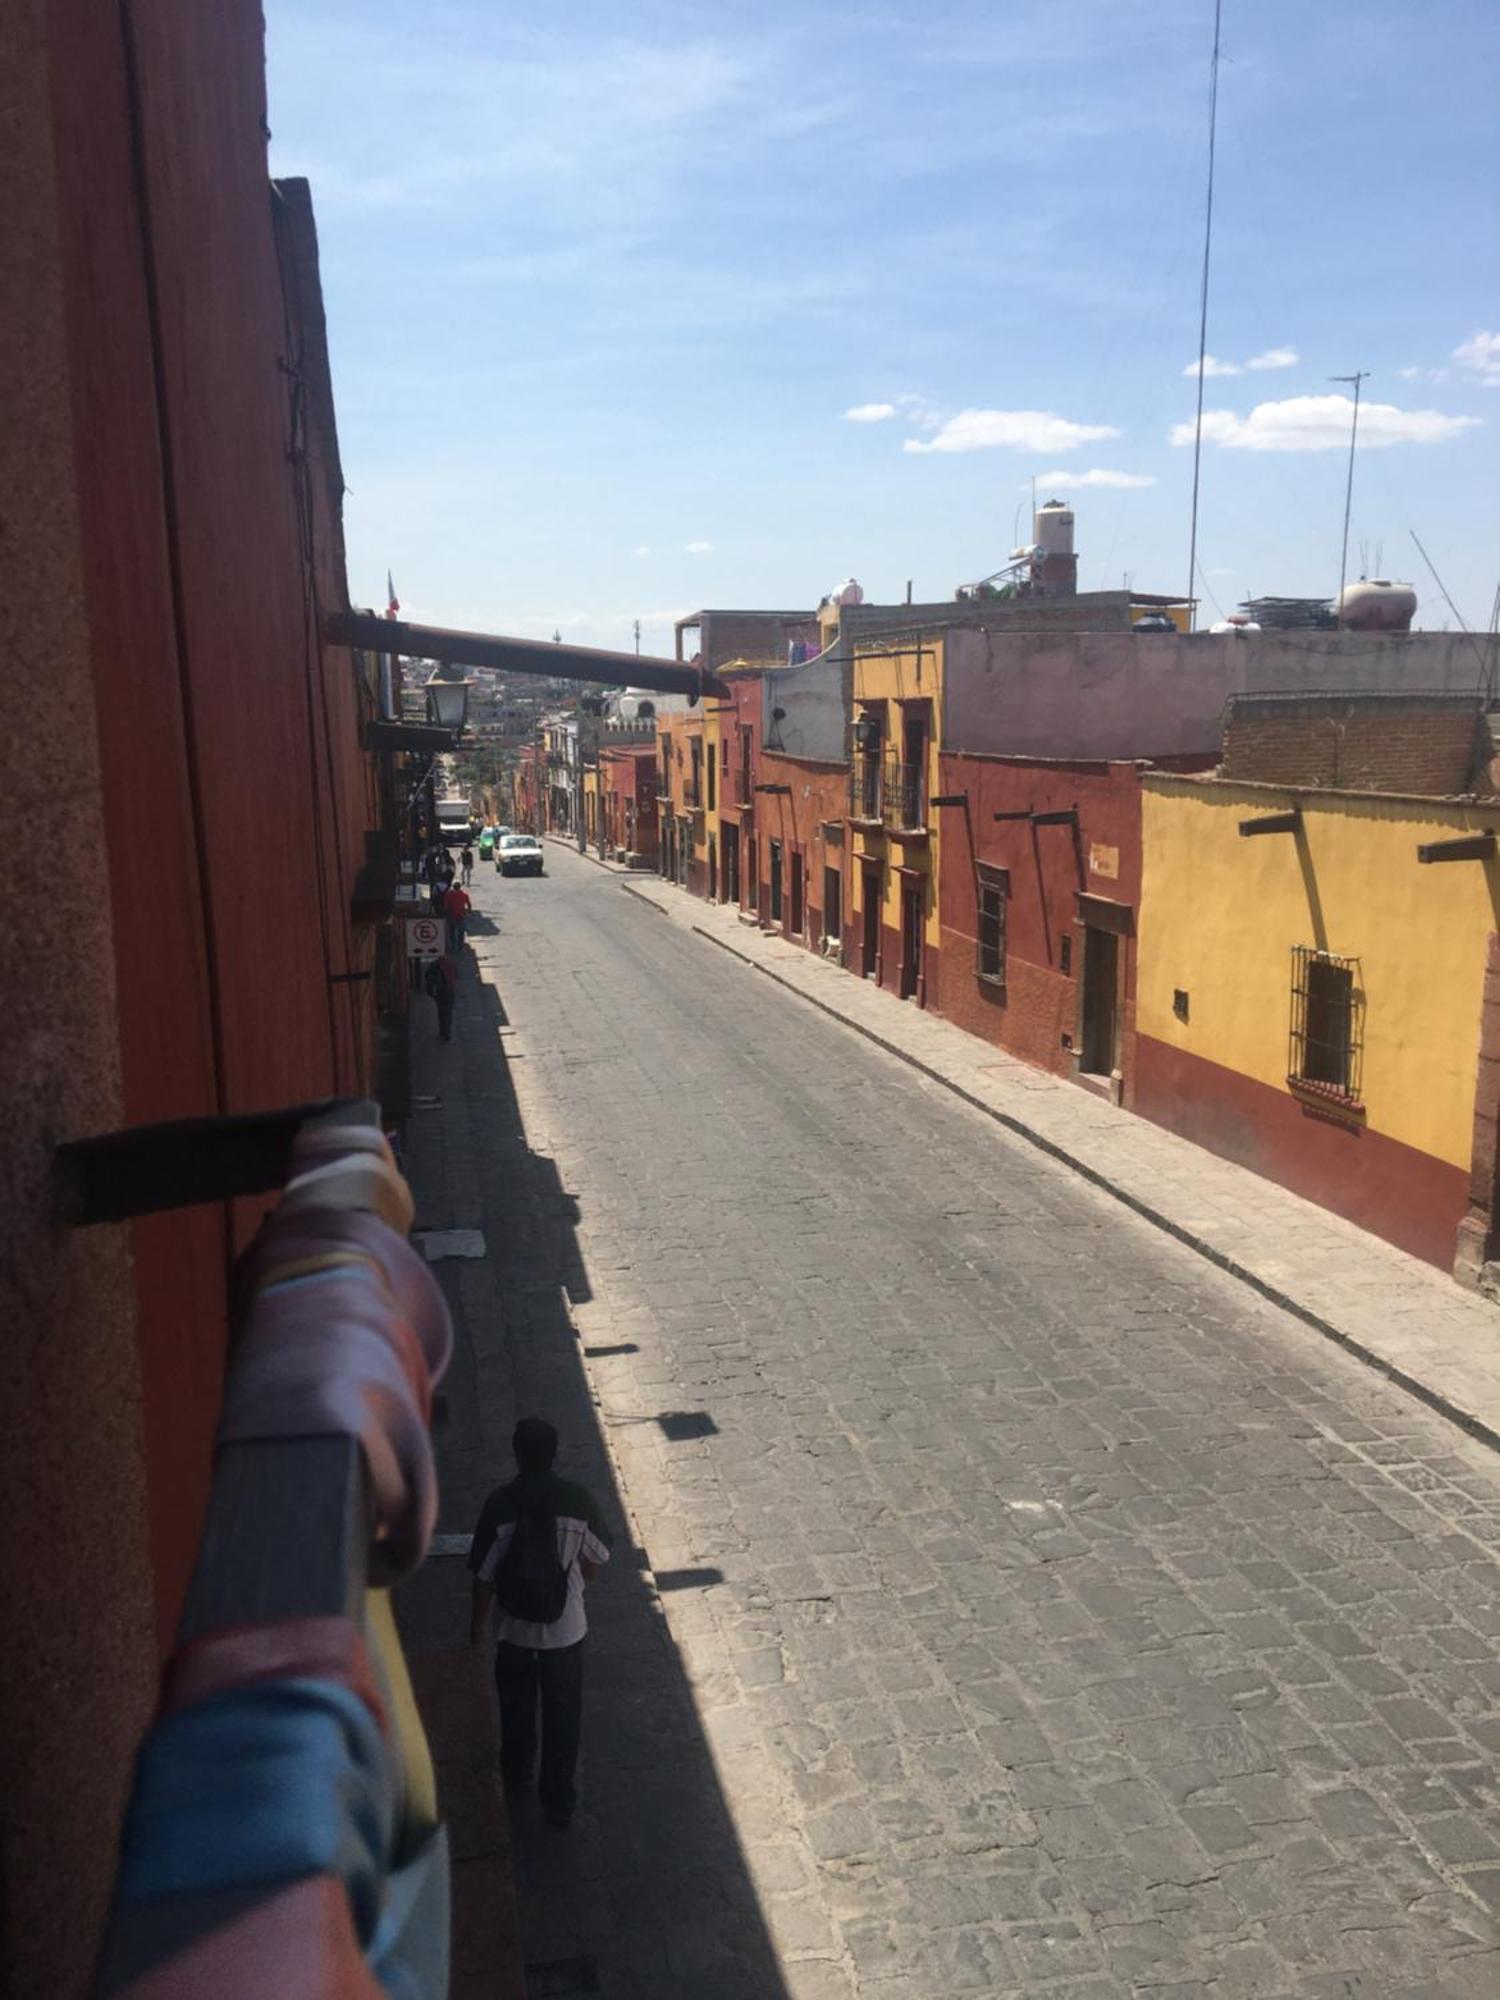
1455, 331, 1500, 387
1246, 346, 1299, 370
1183, 355, 1241, 379
1029, 468, 1157, 489
632, 545, 651, 557
1169, 394, 1480, 451
845, 402, 897, 422
685, 540, 714, 554
904, 409, 1119, 456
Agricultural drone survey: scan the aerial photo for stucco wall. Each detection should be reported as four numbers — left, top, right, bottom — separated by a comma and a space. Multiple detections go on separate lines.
935, 756, 1147, 1082
757, 648, 850, 764
1136, 776, 1498, 1263
943, 626, 1485, 763
1, 8, 159, 1987
4, 3, 382, 1986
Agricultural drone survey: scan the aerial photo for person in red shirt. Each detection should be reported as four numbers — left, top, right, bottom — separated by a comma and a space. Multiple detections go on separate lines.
444, 879, 472, 952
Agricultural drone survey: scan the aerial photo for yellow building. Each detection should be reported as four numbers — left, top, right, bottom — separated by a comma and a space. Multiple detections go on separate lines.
847, 628, 946, 1004
1136, 768, 1500, 1274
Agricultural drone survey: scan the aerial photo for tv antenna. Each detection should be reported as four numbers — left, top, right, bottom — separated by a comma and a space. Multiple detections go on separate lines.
1331, 370, 1369, 620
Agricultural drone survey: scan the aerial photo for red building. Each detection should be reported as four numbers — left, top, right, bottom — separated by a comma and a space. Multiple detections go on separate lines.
3, 8, 393, 1987
934, 755, 1168, 1101
598, 741, 661, 867
753, 752, 852, 956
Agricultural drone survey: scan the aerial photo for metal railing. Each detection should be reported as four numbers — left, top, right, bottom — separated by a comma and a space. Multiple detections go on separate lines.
849, 752, 883, 821
882, 758, 926, 831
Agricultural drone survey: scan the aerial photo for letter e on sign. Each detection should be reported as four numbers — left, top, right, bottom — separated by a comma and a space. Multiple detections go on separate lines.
406, 916, 444, 960
1089, 842, 1120, 880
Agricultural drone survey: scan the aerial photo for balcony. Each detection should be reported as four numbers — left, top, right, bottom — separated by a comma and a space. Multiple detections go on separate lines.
882, 758, 927, 834
848, 752, 883, 826
730, 765, 753, 807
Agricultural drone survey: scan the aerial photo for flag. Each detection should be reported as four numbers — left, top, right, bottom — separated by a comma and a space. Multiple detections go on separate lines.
386, 571, 400, 619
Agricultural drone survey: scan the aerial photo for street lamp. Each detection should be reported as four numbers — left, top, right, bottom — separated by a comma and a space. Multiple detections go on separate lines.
425, 672, 472, 736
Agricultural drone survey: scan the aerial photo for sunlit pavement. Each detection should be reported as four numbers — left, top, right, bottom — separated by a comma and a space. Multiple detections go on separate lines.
411, 844, 1500, 1999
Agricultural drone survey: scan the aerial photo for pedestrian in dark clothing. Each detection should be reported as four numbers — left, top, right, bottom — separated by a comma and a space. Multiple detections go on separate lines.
468, 1418, 612, 1827
461, 846, 474, 887
423, 952, 457, 1041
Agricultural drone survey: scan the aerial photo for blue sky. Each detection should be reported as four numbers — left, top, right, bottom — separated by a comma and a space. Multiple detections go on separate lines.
266, 1, 1499, 649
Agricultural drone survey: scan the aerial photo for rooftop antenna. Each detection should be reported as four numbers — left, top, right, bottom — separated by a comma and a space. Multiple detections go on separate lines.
633, 618, 641, 655
1331, 370, 1368, 620
1185, 0, 1224, 633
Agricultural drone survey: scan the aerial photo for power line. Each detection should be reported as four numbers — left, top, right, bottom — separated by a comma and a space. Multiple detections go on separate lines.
1185, 0, 1224, 632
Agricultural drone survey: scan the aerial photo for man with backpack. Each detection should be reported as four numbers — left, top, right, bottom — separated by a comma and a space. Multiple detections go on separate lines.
467, 1417, 612, 1827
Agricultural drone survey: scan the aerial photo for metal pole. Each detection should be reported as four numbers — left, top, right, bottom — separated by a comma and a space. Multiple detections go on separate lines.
1185, 0, 1224, 632
1332, 371, 1368, 623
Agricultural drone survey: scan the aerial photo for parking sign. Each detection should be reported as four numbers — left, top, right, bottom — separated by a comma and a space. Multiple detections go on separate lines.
406, 915, 444, 960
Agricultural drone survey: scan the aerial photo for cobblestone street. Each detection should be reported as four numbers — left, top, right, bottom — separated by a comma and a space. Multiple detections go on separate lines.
418, 844, 1500, 1999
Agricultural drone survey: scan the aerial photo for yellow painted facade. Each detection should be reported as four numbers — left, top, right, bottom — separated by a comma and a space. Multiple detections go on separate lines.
1138, 776, 1500, 1168
848, 636, 945, 957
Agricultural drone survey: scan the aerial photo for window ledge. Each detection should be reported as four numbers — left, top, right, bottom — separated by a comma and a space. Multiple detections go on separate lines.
976, 973, 1007, 994
1287, 1075, 1364, 1116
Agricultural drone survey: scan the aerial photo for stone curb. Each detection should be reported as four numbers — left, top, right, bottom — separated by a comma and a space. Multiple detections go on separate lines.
613, 894, 1500, 1458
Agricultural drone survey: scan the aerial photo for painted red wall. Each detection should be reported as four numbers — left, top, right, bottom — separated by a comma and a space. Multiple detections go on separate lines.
1136, 1036, 1467, 1269
753, 753, 849, 951
935, 755, 1149, 1082
47, 0, 378, 1642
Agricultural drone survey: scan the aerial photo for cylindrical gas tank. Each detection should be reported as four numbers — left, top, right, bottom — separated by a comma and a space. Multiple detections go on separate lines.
1034, 501, 1075, 559
830, 577, 865, 607
1338, 579, 1417, 632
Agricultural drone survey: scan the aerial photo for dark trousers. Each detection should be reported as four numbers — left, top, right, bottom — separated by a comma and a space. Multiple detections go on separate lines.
495, 1639, 584, 1811
434, 984, 455, 1041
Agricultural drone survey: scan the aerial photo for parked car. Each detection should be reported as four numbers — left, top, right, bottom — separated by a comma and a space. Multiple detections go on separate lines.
497, 833, 545, 878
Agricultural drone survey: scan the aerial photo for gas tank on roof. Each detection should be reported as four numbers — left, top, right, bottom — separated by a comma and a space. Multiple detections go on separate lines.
1337, 579, 1417, 632
829, 577, 865, 607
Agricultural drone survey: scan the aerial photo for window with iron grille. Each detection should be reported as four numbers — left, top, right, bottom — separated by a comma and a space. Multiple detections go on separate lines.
977, 866, 1008, 986
1289, 947, 1362, 1101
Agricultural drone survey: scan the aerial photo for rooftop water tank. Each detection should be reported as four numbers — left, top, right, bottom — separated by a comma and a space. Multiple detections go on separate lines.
829, 577, 865, 607
1337, 579, 1417, 632
1034, 501, 1075, 559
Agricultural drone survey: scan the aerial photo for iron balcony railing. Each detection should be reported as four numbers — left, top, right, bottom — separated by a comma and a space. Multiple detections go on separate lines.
882, 758, 927, 832
731, 764, 753, 806
849, 751, 883, 821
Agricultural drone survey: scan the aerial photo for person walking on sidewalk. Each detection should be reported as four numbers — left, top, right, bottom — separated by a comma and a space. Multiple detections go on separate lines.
443, 877, 471, 952
468, 1417, 612, 1828
423, 950, 458, 1041
460, 844, 474, 887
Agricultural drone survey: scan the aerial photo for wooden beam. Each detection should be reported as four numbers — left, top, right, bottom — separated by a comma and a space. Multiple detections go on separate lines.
1416, 832, 1497, 864
1239, 810, 1301, 838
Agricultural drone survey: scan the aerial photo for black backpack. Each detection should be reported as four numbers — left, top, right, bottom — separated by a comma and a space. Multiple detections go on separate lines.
493, 1488, 569, 1624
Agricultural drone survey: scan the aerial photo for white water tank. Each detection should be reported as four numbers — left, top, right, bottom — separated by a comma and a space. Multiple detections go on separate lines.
1034, 501, 1075, 559
829, 577, 865, 607
1338, 579, 1417, 632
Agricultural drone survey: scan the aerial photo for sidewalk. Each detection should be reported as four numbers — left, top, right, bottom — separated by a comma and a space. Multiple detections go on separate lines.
606, 860, 1500, 1452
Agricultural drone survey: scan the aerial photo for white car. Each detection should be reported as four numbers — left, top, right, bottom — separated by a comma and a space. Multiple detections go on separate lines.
497, 833, 545, 878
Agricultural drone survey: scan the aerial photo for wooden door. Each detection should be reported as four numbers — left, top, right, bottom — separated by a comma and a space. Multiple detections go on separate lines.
861, 862, 880, 978
899, 880, 922, 1000
790, 852, 804, 937
1080, 927, 1119, 1074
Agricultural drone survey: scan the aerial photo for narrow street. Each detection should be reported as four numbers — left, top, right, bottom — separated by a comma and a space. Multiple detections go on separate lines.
419, 843, 1500, 2000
